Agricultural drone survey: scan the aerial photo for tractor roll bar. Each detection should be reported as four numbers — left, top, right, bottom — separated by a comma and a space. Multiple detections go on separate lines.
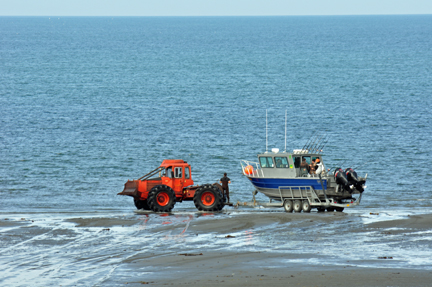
138, 167, 164, 180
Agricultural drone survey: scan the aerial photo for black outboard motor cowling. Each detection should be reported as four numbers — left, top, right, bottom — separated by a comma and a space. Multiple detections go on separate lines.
345, 168, 365, 193
334, 168, 354, 193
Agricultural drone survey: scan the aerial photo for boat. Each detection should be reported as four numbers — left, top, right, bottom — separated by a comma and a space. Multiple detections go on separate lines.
240, 146, 367, 212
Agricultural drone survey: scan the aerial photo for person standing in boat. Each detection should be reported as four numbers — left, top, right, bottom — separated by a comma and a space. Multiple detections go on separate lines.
315, 158, 325, 174
220, 173, 231, 202
309, 159, 317, 175
300, 158, 310, 176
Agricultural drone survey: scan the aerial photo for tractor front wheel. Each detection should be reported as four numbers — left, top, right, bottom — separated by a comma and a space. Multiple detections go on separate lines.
147, 185, 176, 212
134, 199, 150, 210
194, 184, 224, 212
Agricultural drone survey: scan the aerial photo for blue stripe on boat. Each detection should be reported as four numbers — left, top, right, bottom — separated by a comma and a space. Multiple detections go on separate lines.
249, 177, 327, 190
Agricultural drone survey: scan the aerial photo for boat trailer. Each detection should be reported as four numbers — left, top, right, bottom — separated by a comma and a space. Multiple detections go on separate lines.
234, 186, 363, 213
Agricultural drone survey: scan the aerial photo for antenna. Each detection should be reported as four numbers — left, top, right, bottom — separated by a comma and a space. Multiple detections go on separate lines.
284, 110, 287, 152
266, 109, 268, 152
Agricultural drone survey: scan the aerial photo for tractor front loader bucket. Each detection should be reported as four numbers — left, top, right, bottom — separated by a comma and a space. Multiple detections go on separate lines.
118, 180, 138, 197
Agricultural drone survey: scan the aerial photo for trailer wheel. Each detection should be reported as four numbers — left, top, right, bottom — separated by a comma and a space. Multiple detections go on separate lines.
317, 207, 326, 212
293, 200, 302, 213
147, 185, 176, 212
335, 207, 344, 212
327, 207, 335, 212
134, 199, 150, 210
302, 200, 311, 213
283, 200, 293, 213
194, 184, 224, 212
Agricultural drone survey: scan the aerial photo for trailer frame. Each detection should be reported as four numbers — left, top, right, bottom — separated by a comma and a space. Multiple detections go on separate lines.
235, 185, 362, 212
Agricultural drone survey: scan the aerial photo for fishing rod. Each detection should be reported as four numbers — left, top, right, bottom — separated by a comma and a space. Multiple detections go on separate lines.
311, 134, 326, 152
316, 134, 329, 153
308, 134, 319, 152
302, 134, 314, 151
306, 133, 320, 153
312, 133, 327, 153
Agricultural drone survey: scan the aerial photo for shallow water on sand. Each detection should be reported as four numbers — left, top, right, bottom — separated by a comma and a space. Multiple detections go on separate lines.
1, 208, 432, 286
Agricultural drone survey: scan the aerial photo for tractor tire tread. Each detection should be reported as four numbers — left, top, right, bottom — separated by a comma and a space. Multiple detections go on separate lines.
134, 199, 150, 210
193, 184, 224, 212
147, 185, 176, 212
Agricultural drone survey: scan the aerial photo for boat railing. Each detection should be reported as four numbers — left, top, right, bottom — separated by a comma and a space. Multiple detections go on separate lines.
240, 160, 264, 178
241, 160, 329, 179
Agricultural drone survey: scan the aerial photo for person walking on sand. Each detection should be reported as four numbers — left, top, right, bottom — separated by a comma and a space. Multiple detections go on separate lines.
220, 173, 231, 202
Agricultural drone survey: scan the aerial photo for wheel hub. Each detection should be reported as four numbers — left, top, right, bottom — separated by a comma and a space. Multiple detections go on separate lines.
157, 192, 169, 206
201, 191, 215, 206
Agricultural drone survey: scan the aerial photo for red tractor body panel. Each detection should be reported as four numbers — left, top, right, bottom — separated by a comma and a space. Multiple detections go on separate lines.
118, 159, 225, 212
120, 159, 196, 201
136, 179, 161, 200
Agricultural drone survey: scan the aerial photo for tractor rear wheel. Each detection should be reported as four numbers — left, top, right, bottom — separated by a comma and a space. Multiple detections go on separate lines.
147, 185, 176, 212
212, 183, 226, 203
134, 199, 150, 210
194, 184, 224, 212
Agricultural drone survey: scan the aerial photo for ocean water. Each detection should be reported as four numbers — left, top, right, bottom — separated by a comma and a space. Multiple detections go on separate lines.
1, 15, 432, 213
2, 15, 432, 286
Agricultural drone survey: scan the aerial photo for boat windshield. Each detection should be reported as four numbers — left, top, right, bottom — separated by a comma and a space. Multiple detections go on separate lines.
275, 157, 289, 168
259, 157, 274, 168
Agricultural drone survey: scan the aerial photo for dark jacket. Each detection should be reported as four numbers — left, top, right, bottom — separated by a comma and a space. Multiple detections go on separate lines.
220, 176, 230, 188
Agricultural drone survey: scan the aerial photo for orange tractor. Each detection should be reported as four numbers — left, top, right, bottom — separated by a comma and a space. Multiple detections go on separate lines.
118, 159, 226, 212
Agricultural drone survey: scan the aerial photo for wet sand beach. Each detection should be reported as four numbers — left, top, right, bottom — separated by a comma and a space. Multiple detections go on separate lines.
1, 209, 432, 286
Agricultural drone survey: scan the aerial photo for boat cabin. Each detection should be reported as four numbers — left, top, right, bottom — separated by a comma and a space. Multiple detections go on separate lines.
257, 151, 323, 178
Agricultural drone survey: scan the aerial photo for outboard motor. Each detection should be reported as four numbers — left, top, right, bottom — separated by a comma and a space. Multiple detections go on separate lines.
345, 168, 365, 193
334, 168, 354, 193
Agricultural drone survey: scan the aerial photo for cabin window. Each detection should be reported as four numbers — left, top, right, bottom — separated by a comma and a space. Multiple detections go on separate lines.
165, 167, 173, 178
259, 157, 274, 168
294, 157, 300, 168
174, 167, 183, 178
185, 167, 190, 179
275, 157, 289, 168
